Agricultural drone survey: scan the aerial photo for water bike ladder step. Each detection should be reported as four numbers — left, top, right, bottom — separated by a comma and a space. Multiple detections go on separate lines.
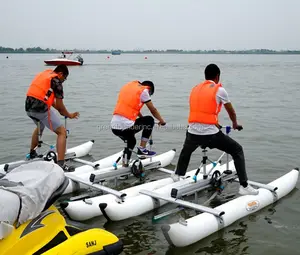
65, 173, 126, 200
89, 160, 162, 183
139, 190, 225, 217
171, 172, 238, 199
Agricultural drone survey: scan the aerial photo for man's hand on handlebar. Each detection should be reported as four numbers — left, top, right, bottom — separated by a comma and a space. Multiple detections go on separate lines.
232, 122, 243, 131
216, 123, 243, 131
158, 120, 166, 126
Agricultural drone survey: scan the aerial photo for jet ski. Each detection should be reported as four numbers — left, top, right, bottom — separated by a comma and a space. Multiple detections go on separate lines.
0, 153, 123, 255
0, 205, 123, 255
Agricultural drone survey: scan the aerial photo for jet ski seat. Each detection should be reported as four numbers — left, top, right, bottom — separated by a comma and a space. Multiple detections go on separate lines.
43, 177, 69, 211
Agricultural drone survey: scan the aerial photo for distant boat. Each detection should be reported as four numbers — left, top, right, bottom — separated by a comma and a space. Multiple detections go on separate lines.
111, 50, 121, 55
44, 51, 84, 66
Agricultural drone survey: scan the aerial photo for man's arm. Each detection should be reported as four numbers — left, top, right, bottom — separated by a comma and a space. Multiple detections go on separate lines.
51, 78, 77, 118
217, 87, 241, 129
53, 98, 71, 118
224, 102, 238, 127
145, 101, 165, 125
140, 88, 166, 125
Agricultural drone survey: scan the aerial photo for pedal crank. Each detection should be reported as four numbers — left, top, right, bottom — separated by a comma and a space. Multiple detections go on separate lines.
131, 159, 145, 180
210, 170, 222, 189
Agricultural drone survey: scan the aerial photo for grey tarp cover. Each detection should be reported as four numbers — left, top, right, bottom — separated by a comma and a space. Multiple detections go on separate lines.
0, 161, 65, 225
0, 190, 20, 225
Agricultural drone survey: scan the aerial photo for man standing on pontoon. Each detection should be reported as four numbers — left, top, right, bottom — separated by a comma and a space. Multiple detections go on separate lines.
172, 64, 259, 196
111, 80, 166, 166
25, 64, 79, 172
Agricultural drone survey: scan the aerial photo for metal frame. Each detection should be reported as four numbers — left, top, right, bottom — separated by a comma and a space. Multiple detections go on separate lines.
90, 160, 162, 183
65, 173, 127, 202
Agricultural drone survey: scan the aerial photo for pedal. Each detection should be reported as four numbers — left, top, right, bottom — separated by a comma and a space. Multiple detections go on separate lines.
224, 170, 232, 175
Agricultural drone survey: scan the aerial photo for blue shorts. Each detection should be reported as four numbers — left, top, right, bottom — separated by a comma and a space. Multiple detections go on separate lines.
27, 108, 63, 132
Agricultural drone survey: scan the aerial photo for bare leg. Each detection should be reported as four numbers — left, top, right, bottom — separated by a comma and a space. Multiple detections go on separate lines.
140, 140, 147, 148
30, 127, 39, 151
54, 126, 67, 161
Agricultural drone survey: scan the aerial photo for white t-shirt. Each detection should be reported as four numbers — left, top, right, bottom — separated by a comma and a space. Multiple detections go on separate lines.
188, 81, 231, 135
111, 89, 151, 130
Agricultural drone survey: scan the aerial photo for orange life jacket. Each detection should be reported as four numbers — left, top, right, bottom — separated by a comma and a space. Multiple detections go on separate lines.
188, 80, 223, 124
113, 81, 149, 121
27, 69, 59, 131
26, 69, 58, 108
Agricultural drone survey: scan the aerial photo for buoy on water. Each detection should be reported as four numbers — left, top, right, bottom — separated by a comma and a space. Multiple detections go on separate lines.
144, 56, 148, 59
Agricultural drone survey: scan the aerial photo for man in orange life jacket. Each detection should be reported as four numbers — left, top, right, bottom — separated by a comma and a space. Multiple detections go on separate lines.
111, 80, 166, 166
172, 64, 258, 196
25, 64, 79, 172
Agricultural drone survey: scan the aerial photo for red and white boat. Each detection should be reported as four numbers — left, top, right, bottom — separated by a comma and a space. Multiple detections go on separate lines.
44, 51, 84, 66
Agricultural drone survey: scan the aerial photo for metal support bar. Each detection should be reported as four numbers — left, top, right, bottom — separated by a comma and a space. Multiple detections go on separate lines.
157, 168, 174, 174
144, 161, 161, 171
139, 189, 225, 217
65, 173, 126, 200
72, 158, 100, 168
206, 152, 226, 176
153, 207, 184, 221
68, 190, 101, 201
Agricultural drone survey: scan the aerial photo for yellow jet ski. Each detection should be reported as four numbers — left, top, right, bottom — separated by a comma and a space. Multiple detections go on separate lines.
0, 158, 123, 255
0, 205, 123, 255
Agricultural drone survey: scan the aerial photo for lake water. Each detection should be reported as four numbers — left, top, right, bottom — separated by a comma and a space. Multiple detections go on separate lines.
1, 53, 300, 255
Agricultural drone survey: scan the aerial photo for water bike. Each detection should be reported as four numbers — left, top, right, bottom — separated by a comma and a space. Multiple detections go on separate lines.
60, 131, 176, 221
64, 125, 298, 249
0, 117, 96, 174
135, 126, 299, 247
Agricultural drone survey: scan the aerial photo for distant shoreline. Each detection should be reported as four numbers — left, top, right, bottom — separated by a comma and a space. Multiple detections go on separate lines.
1, 46, 300, 55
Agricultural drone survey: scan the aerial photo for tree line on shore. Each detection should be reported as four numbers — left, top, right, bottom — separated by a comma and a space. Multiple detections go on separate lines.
1, 46, 300, 54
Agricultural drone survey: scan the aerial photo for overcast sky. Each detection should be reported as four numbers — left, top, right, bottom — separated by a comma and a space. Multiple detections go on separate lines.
1, 0, 299, 50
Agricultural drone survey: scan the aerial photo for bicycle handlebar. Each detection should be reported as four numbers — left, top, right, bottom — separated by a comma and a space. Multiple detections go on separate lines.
218, 125, 243, 134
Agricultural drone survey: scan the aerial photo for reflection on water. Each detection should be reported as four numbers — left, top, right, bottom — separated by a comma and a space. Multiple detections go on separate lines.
105, 219, 159, 255
195, 222, 249, 255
